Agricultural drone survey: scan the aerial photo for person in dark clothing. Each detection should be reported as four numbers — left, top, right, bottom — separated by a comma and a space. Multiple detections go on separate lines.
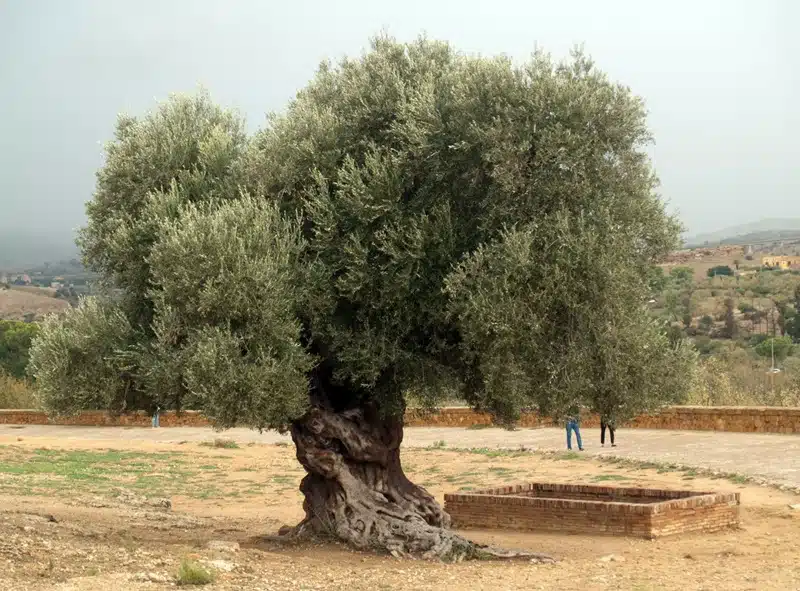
600, 417, 616, 447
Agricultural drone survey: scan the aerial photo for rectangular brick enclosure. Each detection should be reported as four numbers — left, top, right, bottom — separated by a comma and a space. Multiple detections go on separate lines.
444, 483, 740, 538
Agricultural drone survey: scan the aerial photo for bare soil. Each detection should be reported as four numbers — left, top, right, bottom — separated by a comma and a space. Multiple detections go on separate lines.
0, 436, 798, 590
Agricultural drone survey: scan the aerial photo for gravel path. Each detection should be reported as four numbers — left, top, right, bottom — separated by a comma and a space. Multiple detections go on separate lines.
1, 424, 798, 487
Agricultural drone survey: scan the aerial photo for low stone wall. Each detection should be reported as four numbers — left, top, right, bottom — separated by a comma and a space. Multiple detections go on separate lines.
406, 406, 800, 434
444, 482, 740, 538
0, 405, 799, 433
0, 409, 211, 427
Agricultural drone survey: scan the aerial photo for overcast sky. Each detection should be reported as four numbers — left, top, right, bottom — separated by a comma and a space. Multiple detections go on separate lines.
1, 0, 797, 245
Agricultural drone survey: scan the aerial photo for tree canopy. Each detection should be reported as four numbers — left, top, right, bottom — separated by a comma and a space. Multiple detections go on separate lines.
31, 36, 693, 428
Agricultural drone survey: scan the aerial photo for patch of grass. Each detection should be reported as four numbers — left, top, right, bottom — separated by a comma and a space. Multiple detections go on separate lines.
467, 424, 492, 430
189, 485, 225, 500
487, 466, 515, 475
591, 454, 783, 491
456, 447, 526, 458
0, 446, 222, 500
176, 558, 215, 586
200, 438, 239, 449
430, 440, 447, 449
271, 475, 295, 485
592, 474, 632, 482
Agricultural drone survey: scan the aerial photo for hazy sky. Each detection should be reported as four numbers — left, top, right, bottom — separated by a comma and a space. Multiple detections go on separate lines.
1, 0, 797, 243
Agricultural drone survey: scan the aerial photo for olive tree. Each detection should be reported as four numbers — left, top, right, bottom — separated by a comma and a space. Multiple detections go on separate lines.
29, 37, 694, 561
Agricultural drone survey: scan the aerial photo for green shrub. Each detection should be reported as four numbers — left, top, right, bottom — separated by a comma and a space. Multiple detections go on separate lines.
0, 320, 39, 379
698, 315, 714, 332
693, 335, 721, 355
754, 336, 794, 362
176, 558, 215, 586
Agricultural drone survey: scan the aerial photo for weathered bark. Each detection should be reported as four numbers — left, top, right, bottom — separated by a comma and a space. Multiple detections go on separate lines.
286, 404, 553, 562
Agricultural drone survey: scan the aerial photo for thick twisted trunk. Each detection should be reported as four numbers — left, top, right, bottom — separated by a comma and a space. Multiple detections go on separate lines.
286, 404, 553, 562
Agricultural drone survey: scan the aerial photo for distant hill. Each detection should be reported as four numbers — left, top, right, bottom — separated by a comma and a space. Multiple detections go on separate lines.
0, 287, 71, 321
684, 219, 800, 247
0, 229, 79, 270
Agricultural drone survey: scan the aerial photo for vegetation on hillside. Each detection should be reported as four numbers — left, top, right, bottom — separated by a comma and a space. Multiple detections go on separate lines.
648, 262, 800, 405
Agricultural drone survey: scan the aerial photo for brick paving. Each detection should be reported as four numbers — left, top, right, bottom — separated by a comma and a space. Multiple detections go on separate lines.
1, 424, 798, 487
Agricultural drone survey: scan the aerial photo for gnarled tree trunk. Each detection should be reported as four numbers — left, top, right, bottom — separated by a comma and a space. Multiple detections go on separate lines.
287, 404, 553, 562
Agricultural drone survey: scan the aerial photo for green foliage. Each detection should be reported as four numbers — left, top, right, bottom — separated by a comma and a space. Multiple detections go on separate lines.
698, 315, 714, 332
78, 89, 249, 328
176, 558, 215, 586
707, 265, 733, 278
31, 36, 690, 428
28, 298, 140, 414
723, 297, 737, 339
0, 320, 39, 378
669, 266, 694, 289
647, 266, 667, 294
693, 335, 721, 356
786, 308, 800, 344
143, 196, 313, 430
754, 336, 794, 362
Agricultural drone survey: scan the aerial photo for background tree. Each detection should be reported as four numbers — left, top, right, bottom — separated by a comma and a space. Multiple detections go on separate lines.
646, 265, 667, 295
754, 336, 794, 363
723, 297, 738, 339
669, 266, 694, 289
29, 37, 693, 560
0, 320, 39, 379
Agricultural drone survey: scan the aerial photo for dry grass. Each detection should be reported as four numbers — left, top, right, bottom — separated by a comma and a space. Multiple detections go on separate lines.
0, 288, 69, 321
690, 352, 800, 406
199, 438, 240, 449
7, 285, 58, 298
0, 372, 38, 409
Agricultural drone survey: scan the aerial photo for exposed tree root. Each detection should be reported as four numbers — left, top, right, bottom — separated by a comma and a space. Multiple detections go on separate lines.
287, 405, 555, 563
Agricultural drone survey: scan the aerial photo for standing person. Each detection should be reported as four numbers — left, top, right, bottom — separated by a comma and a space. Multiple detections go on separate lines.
152, 406, 160, 428
565, 405, 584, 451
600, 416, 616, 447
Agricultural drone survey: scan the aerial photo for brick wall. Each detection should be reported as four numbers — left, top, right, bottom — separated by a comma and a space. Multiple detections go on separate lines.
0, 409, 211, 427
1, 405, 798, 433
443, 482, 740, 538
405, 406, 800, 434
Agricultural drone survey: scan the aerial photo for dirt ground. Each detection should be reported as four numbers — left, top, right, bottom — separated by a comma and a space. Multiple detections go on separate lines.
0, 435, 798, 591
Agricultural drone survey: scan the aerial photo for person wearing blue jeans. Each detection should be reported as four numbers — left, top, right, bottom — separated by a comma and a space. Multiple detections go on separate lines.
565, 406, 584, 451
